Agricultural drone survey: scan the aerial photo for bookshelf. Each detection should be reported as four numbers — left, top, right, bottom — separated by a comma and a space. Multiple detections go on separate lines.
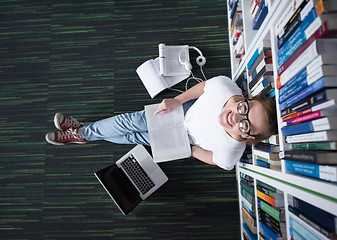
227, 0, 337, 239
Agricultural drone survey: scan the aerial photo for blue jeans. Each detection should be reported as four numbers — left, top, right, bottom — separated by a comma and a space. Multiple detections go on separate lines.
78, 100, 196, 146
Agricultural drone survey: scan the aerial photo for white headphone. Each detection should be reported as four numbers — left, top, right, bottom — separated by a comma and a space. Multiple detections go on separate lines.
178, 46, 206, 72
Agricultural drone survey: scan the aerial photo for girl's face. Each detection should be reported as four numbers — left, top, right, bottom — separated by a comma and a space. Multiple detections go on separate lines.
218, 98, 270, 141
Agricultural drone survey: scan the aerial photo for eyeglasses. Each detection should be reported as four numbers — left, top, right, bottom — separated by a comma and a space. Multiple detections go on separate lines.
237, 99, 256, 137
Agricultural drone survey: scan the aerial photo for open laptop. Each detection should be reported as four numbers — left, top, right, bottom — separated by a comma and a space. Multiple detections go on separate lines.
94, 144, 168, 215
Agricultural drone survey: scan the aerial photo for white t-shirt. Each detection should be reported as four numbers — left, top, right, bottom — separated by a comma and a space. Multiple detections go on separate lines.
184, 75, 246, 170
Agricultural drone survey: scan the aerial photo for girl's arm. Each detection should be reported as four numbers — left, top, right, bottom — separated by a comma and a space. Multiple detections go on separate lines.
191, 146, 216, 165
155, 81, 206, 114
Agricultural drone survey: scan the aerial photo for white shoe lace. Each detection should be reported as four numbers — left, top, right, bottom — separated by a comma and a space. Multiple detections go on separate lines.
57, 128, 84, 141
62, 115, 82, 129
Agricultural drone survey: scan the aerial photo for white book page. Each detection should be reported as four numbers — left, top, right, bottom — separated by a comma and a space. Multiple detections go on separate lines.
137, 58, 190, 98
145, 103, 184, 131
136, 59, 168, 98
145, 103, 191, 162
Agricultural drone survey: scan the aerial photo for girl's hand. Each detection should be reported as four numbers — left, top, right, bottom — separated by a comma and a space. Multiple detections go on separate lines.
154, 98, 182, 114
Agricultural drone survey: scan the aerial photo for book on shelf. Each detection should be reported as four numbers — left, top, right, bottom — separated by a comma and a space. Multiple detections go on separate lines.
288, 205, 337, 239
289, 141, 337, 150
243, 223, 257, 240
242, 206, 257, 234
258, 198, 285, 223
249, 61, 273, 83
277, 38, 337, 88
256, 180, 283, 198
242, 199, 256, 217
254, 142, 280, 153
259, 221, 286, 240
240, 179, 254, 195
281, 150, 337, 164
289, 213, 329, 240
277, 5, 320, 66
274, 0, 307, 40
277, 0, 336, 49
286, 130, 337, 143
248, 70, 273, 90
254, 143, 281, 170
278, 15, 337, 74
258, 208, 286, 237
277, 0, 312, 49
256, 158, 281, 170
251, 75, 274, 97
229, 0, 242, 19
277, 7, 337, 67
257, 190, 285, 208
253, 147, 280, 161
281, 116, 337, 136
234, 32, 245, 58
281, 108, 336, 126
252, 0, 268, 30
250, 0, 264, 18
280, 88, 337, 117
289, 195, 337, 234
285, 160, 337, 182
262, 134, 279, 145
278, 63, 337, 104
242, 186, 255, 205
248, 52, 272, 76
279, 76, 337, 112
247, 39, 271, 69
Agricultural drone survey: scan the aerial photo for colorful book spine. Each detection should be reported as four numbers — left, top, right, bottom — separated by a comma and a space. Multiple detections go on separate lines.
257, 190, 284, 208
252, 1, 268, 30
289, 195, 337, 234
286, 130, 337, 143
277, 39, 337, 89
278, 20, 337, 75
277, 7, 318, 66
243, 223, 258, 240
279, 76, 335, 111
285, 160, 337, 182
288, 205, 334, 238
277, 0, 311, 48
282, 109, 335, 126
289, 142, 337, 150
289, 216, 321, 240
258, 198, 284, 222
281, 116, 337, 136
280, 89, 337, 117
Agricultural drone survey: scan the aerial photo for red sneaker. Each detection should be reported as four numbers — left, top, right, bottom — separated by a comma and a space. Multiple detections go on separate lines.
54, 113, 84, 131
45, 128, 87, 146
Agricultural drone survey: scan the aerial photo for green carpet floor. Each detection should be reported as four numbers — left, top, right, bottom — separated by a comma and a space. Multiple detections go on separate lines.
0, 0, 240, 239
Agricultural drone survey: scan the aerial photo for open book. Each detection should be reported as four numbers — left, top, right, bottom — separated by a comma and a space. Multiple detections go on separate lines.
137, 58, 190, 98
145, 103, 191, 162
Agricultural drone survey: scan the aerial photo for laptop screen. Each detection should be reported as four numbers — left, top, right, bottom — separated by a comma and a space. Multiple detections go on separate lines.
95, 164, 142, 215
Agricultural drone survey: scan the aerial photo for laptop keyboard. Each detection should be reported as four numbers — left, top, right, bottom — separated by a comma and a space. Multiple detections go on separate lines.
120, 154, 155, 195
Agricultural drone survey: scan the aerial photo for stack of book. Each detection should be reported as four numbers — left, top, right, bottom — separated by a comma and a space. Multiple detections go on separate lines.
229, 0, 245, 61
235, 71, 249, 98
257, 181, 286, 240
275, 0, 337, 182
253, 142, 281, 170
240, 145, 253, 164
240, 173, 257, 240
288, 195, 337, 239
250, 0, 269, 30
247, 39, 274, 97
